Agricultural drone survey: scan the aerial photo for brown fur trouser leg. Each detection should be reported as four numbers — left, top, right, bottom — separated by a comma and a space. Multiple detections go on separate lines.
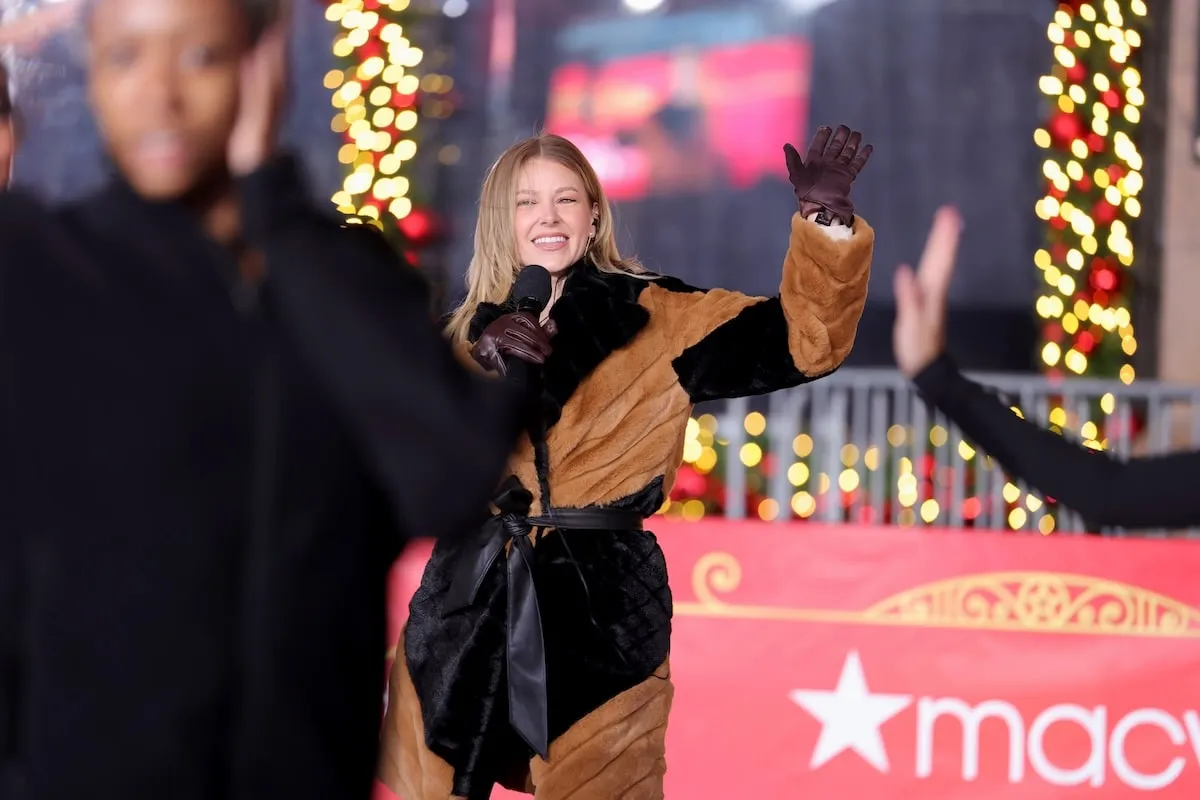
377, 632, 462, 800
529, 662, 673, 800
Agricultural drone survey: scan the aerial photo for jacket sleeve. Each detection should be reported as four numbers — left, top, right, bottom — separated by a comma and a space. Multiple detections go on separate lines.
0, 189, 43, 786
914, 354, 1200, 530
0, 196, 16, 785
238, 156, 522, 542
639, 213, 874, 403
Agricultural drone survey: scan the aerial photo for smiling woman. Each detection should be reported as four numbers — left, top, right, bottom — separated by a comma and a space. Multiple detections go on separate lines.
380, 127, 876, 800
444, 133, 649, 342
514, 159, 595, 275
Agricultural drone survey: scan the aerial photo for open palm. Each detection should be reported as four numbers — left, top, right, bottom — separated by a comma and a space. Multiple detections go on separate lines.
227, 4, 291, 176
893, 206, 962, 377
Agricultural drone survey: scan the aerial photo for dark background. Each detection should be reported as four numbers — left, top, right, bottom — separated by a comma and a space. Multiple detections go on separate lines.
12, 0, 1053, 371
436, 0, 1054, 370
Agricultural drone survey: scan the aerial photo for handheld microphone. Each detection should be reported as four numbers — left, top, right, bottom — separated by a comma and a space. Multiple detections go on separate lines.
511, 265, 552, 321
504, 265, 553, 395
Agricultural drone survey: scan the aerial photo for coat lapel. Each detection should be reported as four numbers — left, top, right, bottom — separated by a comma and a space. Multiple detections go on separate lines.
467, 262, 650, 430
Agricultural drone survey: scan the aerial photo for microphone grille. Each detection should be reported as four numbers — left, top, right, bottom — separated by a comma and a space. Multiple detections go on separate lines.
513, 265, 552, 305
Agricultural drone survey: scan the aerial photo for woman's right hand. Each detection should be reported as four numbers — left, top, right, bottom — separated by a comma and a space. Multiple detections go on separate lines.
470, 312, 557, 376
893, 206, 962, 378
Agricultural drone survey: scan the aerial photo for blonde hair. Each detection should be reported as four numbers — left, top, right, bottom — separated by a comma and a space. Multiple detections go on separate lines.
444, 132, 647, 344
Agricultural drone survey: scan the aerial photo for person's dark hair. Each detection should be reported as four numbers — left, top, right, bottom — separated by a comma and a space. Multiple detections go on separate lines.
82, 0, 282, 41
238, 0, 282, 41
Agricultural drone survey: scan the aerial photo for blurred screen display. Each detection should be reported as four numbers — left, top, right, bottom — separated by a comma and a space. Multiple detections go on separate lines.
505, 2, 1048, 369
546, 36, 809, 200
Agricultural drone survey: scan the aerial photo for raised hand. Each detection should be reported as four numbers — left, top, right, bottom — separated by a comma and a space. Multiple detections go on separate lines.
893, 206, 962, 377
227, 2, 291, 176
470, 313, 557, 376
783, 125, 872, 226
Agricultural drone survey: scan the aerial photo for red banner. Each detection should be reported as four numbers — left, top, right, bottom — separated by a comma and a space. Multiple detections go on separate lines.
378, 523, 1200, 798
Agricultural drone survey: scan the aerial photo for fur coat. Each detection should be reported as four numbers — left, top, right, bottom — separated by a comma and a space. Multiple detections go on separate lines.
384, 213, 874, 798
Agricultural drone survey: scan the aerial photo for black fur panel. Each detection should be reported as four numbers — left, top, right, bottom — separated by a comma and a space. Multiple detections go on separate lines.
645, 273, 703, 294
605, 474, 665, 518
467, 302, 509, 342
463, 264, 651, 431
672, 296, 827, 403
403, 490, 671, 796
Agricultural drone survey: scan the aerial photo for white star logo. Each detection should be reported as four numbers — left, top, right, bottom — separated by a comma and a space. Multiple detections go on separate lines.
789, 650, 912, 773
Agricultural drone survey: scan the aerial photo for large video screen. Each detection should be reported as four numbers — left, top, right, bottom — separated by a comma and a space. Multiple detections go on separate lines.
518, 2, 1049, 369
546, 36, 810, 201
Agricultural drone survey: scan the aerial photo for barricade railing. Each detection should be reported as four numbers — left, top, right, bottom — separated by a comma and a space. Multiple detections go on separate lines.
666, 368, 1200, 536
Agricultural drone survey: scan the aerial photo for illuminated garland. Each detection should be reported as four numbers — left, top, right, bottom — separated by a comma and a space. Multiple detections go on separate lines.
1034, 0, 1146, 385
667, 412, 1057, 532
323, 0, 457, 243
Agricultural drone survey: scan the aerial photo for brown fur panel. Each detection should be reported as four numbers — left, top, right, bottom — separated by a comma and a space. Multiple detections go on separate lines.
528, 662, 673, 799
503, 295, 708, 513
499, 218, 872, 513
782, 213, 875, 374
378, 638, 461, 799
378, 651, 672, 799
639, 283, 764, 363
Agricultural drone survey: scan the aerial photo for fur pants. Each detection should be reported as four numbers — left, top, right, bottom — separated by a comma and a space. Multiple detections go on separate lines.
378, 634, 672, 800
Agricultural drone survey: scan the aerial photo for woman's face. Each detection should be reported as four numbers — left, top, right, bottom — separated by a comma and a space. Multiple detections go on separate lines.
513, 157, 597, 276
86, 0, 247, 200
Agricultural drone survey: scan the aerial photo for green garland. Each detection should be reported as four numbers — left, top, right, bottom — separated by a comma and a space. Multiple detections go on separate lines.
324, 0, 430, 241
1033, 1, 1146, 384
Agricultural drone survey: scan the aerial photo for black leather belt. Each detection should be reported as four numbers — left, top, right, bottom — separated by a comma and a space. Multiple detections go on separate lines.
442, 476, 644, 759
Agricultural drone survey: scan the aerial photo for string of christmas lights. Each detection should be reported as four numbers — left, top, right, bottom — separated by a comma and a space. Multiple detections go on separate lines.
668, 412, 1042, 530
323, 0, 457, 245
1034, 0, 1146, 385
324, 0, 421, 227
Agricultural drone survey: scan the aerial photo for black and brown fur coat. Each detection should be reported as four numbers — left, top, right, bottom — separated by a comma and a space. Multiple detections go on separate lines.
380, 213, 874, 800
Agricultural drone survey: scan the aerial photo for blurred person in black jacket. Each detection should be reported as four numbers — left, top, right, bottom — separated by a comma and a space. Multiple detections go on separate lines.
0, 0, 521, 798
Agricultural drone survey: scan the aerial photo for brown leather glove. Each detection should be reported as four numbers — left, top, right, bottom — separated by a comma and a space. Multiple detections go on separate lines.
470, 312, 557, 376
784, 125, 872, 226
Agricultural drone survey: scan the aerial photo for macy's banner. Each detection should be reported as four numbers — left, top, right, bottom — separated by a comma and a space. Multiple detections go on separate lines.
377, 523, 1200, 799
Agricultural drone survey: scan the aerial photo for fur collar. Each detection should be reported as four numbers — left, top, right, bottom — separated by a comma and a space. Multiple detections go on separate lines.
467, 261, 650, 429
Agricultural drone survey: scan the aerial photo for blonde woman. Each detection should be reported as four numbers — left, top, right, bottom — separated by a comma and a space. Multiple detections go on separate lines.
380, 127, 875, 800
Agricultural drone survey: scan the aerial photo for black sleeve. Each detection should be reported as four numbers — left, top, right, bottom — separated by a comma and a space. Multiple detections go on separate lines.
672, 295, 824, 402
0, 189, 44, 786
913, 354, 1200, 529
658, 216, 873, 403
238, 156, 522, 542
0, 203, 15, 787
0, 190, 48, 783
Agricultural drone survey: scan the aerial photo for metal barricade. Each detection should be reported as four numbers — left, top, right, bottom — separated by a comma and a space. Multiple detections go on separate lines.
670, 368, 1200, 536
